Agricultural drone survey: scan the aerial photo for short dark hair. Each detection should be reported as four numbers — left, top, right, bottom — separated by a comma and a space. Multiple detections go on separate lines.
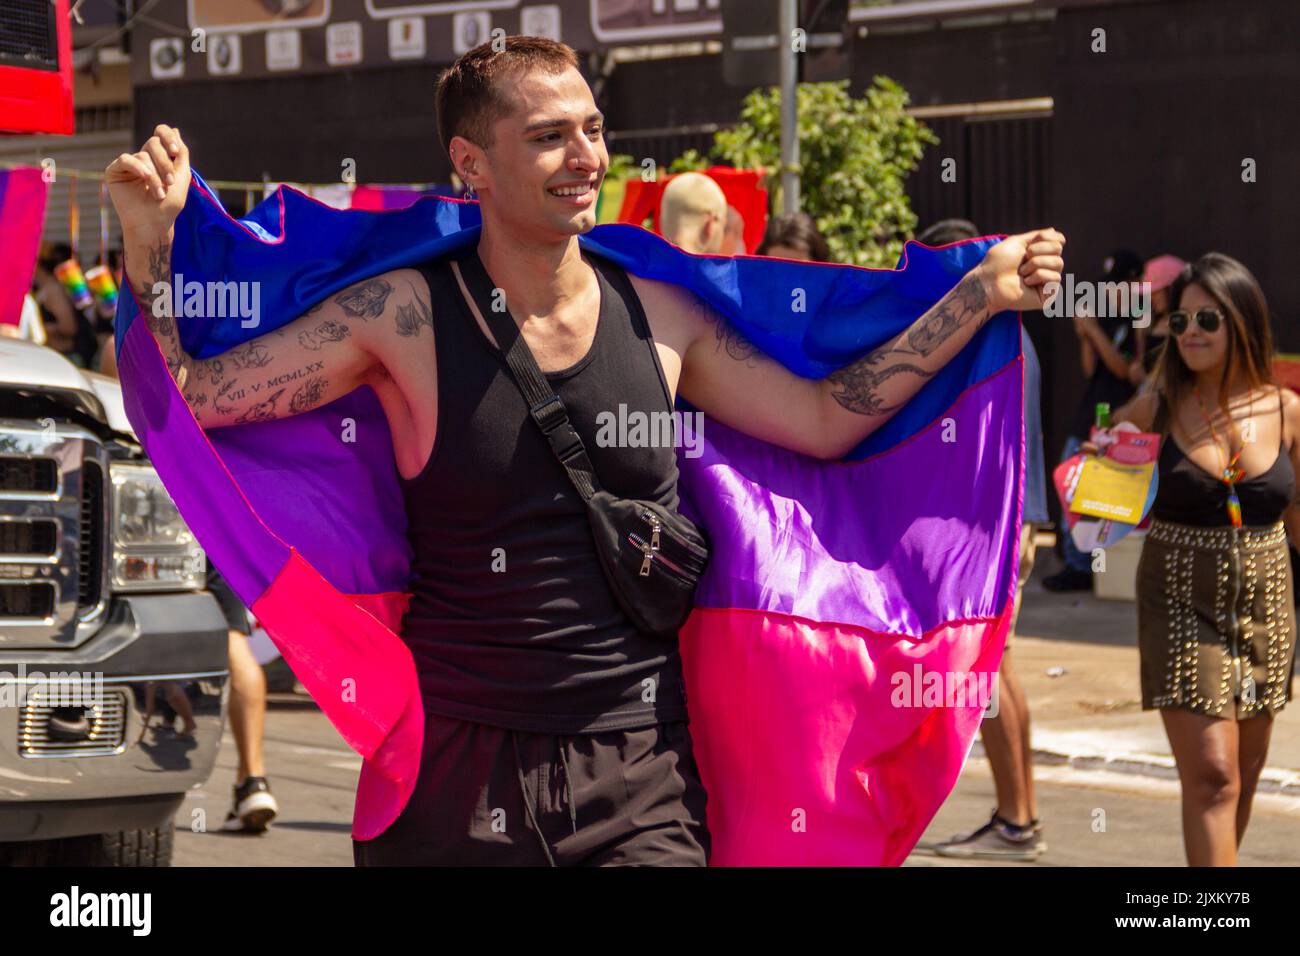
757, 213, 831, 262
916, 219, 980, 247
434, 35, 581, 155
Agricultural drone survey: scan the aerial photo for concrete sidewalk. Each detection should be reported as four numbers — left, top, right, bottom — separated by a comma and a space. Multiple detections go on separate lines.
1002, 535, 1300, 791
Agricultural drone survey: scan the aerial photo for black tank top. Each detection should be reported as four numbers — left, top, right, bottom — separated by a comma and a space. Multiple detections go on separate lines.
1151, 389, 1295, 527
398, 251, 689, 733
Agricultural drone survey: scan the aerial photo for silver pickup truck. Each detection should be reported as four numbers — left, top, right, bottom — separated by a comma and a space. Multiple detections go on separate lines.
0, 337, 227, 865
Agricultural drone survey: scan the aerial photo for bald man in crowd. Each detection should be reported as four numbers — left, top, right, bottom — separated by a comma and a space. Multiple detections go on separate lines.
659, 172, 728, 255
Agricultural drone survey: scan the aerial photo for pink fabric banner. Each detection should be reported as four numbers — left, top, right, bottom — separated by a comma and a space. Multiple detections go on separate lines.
0, 167, 48, 326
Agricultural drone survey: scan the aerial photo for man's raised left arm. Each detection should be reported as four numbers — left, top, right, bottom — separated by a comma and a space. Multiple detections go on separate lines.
676, 228, 1065, 459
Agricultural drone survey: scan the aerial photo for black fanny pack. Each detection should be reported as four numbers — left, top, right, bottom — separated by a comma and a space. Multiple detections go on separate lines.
453, 251, 709, 642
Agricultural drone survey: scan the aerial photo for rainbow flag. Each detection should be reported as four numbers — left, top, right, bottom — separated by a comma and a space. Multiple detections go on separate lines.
0, 167, 49, 326
114, 171, 1023, 865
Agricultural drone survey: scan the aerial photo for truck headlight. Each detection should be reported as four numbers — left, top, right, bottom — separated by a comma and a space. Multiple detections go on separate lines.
109, 463, 206, 591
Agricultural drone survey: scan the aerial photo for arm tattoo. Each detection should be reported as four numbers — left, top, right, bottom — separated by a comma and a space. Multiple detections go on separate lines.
336, 279, 394, 319
826, 272, 989, 417
213, 377, 238, 415
137, 238, 171, 329
826, 352, 934, 417
192, 356, 224, 385
289, 376, 329, 414
298, 319, 352, 351
137, 237, 186, 381
905, 272, 989, 357
703, 300, 759, 365
233, 388, 286, 424
394, 283, 434, 337
228, 339, 273, 370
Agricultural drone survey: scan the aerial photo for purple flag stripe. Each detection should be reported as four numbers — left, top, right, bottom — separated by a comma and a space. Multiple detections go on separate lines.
679, 356, 1024, 635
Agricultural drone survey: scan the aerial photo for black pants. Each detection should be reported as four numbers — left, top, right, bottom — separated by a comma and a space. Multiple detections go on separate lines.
353, 712, 710, 866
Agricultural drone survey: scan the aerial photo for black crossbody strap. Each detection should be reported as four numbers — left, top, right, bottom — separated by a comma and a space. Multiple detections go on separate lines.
453, 250, 601, 501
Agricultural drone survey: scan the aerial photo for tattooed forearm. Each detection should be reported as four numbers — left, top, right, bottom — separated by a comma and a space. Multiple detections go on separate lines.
905, 272, 989, 357
336, 279, 394, 319
826, 352, 934, 417
130, 235, 192, 386
394, 283, 434, 337
824, 271, 991, 419
136, 238, 171, 326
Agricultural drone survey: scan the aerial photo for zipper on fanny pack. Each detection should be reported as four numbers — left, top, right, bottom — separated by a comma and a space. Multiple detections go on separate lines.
639, 507, 706, 562
628, 531, 693, 582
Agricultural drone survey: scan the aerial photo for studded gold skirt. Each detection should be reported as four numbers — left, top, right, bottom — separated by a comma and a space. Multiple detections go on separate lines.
1136, 519, 1296, 719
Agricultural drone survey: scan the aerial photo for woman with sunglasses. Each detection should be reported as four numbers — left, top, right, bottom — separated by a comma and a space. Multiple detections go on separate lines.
1111, 252, 1297, 866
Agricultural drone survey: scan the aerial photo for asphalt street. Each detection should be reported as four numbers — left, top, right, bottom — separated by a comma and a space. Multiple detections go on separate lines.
174, 700, 1300, 867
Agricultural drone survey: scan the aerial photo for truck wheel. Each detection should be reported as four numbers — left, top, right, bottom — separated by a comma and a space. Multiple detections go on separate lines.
48, 826, 175, 866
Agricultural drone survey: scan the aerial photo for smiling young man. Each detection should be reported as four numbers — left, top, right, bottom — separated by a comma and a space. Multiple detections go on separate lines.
106, 36, 1064, 866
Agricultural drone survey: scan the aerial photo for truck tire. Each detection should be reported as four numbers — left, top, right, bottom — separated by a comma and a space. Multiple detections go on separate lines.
47, 826, 175, 866
97, 826, 175, 866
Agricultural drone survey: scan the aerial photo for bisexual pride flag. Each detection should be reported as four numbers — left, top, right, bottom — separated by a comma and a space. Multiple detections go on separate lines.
115, 171, 1023, 866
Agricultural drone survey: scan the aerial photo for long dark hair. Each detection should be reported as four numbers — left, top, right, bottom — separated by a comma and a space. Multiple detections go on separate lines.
1154, 252, 1275, 426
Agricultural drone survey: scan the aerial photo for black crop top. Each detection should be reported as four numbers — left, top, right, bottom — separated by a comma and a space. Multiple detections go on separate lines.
1151, 389, 1296, 527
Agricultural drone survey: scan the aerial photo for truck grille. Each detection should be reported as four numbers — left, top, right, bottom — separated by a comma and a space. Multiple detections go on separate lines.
18, 688, 129, 758
0, 457, 57, 493
0, 421, 110, 646
0, 518, 57, 557
78, 460, 104, 606
0, 581, 56, 618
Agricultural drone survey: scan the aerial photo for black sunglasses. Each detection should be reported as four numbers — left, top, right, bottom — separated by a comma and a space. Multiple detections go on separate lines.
1168, 308, 1223, 336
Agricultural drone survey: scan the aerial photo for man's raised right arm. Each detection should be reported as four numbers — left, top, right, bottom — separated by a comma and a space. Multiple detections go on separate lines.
124, 226, 410, 427
110, 124, 415, 428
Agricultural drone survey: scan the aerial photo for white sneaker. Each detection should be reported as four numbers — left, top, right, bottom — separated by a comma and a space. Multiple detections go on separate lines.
220, 776, 279, 833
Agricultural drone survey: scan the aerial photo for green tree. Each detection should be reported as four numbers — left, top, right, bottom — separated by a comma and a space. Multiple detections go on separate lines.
676, 77, 936, 267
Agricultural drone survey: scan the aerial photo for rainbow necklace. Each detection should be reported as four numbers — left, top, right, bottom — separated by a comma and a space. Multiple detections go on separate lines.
1194, 388, 1251, 529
